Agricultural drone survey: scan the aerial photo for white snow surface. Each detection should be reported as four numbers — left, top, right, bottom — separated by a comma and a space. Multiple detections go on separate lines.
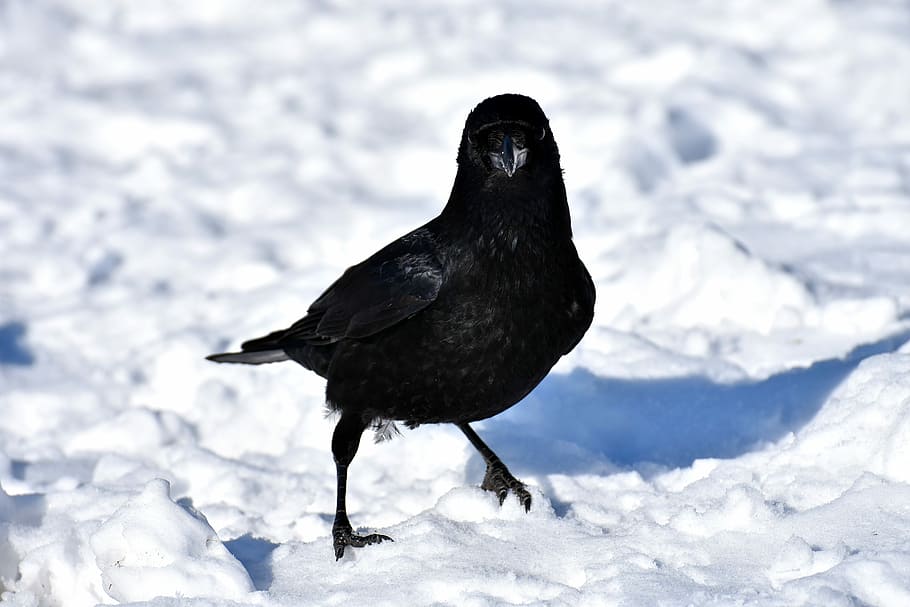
90, 479, 254, 603
3, 0, 910, 605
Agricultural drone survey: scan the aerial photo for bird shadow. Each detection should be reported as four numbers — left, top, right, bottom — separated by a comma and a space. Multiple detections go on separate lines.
223, 534, 279, 591
477, 330, 910, 481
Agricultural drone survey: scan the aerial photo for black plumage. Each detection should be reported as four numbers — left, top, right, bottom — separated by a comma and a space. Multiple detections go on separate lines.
208, 94, 595, 558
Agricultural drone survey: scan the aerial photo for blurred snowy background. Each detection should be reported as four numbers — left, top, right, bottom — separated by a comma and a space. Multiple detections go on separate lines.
2, 0, 910, 605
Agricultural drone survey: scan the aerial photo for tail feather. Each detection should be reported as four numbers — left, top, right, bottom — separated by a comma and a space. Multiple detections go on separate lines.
206, 349, 290, 364
241, 329, 287, 351
208, 328, 293, 365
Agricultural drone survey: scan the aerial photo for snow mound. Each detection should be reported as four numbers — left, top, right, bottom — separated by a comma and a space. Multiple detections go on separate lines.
761, 351, 910, 508
641, 222, 812, 332
605, 222, 896, 337
1, 480, 103, 606
90, 479, 253, 603
586, 221, 901, 378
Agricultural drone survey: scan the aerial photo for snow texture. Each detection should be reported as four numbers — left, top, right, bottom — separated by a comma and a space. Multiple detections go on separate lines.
90, 479, 254, 602
2, 0, 910, 605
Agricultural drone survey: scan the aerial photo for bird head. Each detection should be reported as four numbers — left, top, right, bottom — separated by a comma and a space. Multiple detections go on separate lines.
458, 94, 560, 181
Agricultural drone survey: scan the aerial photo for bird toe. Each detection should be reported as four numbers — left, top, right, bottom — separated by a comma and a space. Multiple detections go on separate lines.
481, 462, 532, 512
333, 527, 394, 560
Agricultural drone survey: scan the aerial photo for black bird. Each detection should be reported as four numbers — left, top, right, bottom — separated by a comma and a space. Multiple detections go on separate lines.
208, 94, 595, 559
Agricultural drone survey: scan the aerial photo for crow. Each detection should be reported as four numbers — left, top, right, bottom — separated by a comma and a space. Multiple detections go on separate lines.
207, 94, 595, 559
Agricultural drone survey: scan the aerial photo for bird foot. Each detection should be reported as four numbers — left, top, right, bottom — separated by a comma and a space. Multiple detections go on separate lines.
481, 461, 532, 512
333, 524, 393, 560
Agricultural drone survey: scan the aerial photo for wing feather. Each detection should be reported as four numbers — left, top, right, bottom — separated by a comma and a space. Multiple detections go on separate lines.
278, 228, 442, 346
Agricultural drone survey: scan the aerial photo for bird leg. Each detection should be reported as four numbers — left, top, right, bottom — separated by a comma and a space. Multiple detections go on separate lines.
331, 412, 393, 559
458, 423, 532, 511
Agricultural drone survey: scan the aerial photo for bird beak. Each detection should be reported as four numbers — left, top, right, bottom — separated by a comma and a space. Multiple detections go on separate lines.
490, 135, 528, 177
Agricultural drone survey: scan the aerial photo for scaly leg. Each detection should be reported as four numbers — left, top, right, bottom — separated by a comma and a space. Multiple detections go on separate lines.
458, 423, 531, 512
331, 411, 392, 559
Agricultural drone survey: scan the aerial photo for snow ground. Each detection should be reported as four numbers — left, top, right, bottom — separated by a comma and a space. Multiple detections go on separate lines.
2, 0, 910, 605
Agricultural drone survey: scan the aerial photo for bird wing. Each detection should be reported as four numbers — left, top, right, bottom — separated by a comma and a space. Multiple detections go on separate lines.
270, 229, 443, 346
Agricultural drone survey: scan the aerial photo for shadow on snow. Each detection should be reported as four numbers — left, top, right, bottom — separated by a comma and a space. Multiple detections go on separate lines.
479, 330, 910, 475
0, 321, 34, 366
224, 534, 279, 591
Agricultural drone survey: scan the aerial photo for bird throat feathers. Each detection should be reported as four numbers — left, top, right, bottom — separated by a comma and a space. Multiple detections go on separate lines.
441, 171, 574, 255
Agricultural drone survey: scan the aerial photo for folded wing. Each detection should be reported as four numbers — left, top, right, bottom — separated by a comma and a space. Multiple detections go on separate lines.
254, 228, 443, 350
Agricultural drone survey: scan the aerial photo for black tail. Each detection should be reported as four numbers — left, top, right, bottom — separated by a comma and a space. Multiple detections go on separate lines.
207, 329, 290, 365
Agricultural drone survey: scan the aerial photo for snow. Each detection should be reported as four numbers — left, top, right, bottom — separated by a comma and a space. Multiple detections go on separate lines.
3, 0, 910, 605
90, 479, 254, 602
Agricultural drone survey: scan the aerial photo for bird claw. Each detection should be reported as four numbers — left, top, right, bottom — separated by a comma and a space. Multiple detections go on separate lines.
333, 525, 393, 560
481, 462, 532, 512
